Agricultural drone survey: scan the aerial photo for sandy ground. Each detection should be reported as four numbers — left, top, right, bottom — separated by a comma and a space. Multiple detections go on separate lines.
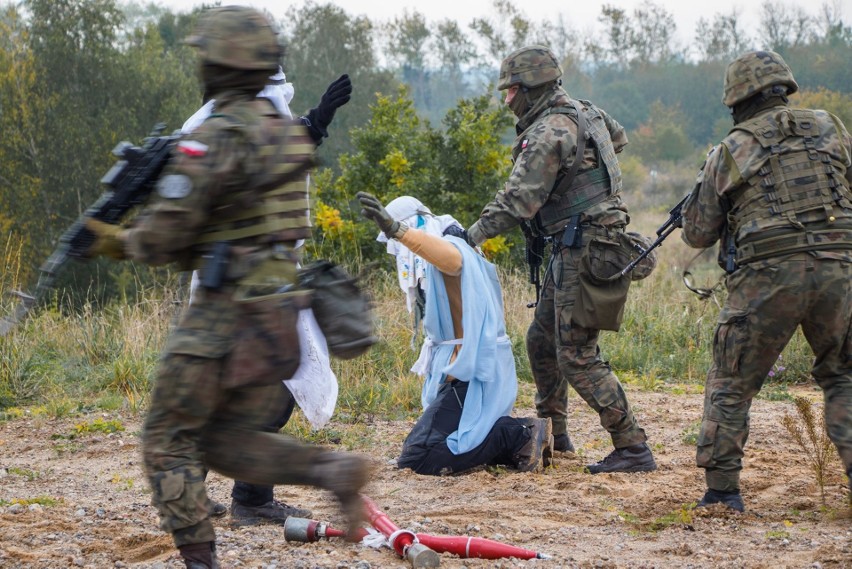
0, 383, 849, 569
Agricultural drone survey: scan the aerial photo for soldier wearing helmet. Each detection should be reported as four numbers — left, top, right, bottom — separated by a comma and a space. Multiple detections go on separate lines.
83, 6, 371, 568
468, 45, 658, 475
682, 50, 852, 513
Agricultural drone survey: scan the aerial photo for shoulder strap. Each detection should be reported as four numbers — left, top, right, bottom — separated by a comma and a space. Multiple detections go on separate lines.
550, 101, 587, 192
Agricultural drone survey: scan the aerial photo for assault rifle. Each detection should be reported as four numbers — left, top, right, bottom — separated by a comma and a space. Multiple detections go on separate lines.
524, 231, 547, 308
0, 124, 178, 335
616, 193, 689, 279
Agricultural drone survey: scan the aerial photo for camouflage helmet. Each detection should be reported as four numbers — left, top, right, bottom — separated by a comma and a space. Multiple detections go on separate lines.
184, 5, 282, 71
722, 50, 799, 107
497, 45, 562, 90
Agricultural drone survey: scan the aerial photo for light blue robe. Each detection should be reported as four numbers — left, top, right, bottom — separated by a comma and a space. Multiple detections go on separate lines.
419, 236, 518, 454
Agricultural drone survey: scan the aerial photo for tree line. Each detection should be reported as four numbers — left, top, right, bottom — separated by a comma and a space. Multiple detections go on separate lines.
0, 0, 850, 303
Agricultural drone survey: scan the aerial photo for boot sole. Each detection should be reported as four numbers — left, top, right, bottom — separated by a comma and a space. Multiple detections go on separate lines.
229, 516, 289, 527
586, 463, 658, 475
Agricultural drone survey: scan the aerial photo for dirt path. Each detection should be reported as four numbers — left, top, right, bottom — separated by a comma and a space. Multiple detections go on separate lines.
1, 385, 849, 569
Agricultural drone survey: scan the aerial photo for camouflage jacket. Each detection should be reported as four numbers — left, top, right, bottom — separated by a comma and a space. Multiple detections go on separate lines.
682, 104, 852, 265
125, 91, 315, 280
468, 87, 629, 245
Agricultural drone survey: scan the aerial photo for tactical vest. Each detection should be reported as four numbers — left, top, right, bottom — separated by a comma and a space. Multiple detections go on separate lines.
725, 107, 852, 264
530, 99, 623, 237
191, 102, 315, 285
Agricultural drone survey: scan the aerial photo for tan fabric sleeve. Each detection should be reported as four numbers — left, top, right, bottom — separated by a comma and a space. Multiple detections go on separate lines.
397, 228, 463, 276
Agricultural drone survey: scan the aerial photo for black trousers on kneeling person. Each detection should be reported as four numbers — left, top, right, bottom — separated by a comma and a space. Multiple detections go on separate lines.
397, 379, 530, 475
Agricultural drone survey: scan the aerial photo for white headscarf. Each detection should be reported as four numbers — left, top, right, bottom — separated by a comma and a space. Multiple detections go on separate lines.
377, 196, 463, 313
180, 66, 295, 134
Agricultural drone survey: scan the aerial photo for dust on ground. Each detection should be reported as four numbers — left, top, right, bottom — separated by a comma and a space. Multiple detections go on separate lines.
1, 384, 849, 569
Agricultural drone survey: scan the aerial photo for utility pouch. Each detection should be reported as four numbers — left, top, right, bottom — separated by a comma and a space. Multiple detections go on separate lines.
618, 231, 657, 281
299, 260, 378, 359
560, 214, 583, 248
200, 241, 230, 290
225, 288, 309, 389
572, 236, 631, 331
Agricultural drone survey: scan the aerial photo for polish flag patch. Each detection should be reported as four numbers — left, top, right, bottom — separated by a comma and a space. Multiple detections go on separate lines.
177, 140, 209, 157
521, 139, 529, 149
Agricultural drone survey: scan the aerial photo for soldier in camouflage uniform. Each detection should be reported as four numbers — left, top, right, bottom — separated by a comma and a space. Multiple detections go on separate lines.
84, 6, 370, 568
682, 50, 852, 512
182, 61, 353, 530
467, 45, 657, 474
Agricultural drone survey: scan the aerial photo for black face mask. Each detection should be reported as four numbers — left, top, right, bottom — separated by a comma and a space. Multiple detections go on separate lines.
200, 63, 273, 102
730, 87, 789, 125
508, 89, 529, 118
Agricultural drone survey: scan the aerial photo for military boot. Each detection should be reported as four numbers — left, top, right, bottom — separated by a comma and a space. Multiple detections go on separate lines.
586, 443, 657, 474
696, 489, 744, 513
311, 452, 371, 540
178, 541, 218, 569
553, 433, 575, 453
514, 418, 554, 472
229, 499, 312, 527
210, 501, 227, 518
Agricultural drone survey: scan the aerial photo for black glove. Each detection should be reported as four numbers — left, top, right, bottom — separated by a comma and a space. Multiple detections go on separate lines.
356, 191, 399, 238
304, 74, 352, 143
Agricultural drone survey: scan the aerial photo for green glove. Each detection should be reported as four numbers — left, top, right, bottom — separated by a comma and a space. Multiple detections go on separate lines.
84, 218, 127, 260
356, 191, 400, 238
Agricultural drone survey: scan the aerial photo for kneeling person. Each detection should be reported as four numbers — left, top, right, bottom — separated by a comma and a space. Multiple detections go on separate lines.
358, 192, 553, 475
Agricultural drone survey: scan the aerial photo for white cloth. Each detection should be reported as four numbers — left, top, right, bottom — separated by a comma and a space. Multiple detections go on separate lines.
181, 67, 295, 133
183, 68, 338, 429
377, 196, 462, 314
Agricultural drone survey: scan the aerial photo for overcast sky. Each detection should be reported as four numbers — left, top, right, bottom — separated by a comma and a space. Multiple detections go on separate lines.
154, 0, 850, 47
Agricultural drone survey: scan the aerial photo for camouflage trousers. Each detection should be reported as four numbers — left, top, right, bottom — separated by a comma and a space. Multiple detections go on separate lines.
698, 254, 852, 492
526, 239, 647, 448
142, 293, 337, 547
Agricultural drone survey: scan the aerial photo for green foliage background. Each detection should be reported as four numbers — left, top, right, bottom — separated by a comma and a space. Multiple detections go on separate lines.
0, 0, 849, 414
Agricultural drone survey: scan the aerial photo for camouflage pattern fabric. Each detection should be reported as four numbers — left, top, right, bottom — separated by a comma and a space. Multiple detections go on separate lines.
722, 50, 798, 107
128, 90, 362, 547
687, 106, 852, 259
467, 87, 629, 246
468, 82, 647, 448
682, 108, 852, 264
497, 45, 562, 90
695, 255, 852, 492
184, 5, 281, 71
126, 95, 314, 270
527, 228, 647, 447
682, 98, 852, 492
143, 352, 328, 545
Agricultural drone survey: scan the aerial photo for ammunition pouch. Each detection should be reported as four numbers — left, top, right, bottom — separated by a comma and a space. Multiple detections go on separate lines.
298, 260, 378, 360
736, 227, 852, 264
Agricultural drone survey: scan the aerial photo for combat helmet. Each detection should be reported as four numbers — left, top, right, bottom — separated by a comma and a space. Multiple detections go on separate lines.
497, 45, 563, 90
184, 5, 281, 71
722, 50, 799, 107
